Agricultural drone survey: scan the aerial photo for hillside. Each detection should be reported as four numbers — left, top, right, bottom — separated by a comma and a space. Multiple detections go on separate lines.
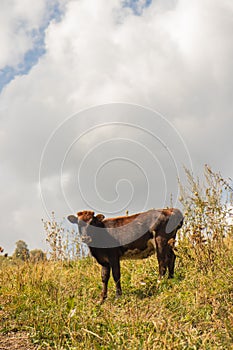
1, 166, 233, 349
0, 246, 233, 350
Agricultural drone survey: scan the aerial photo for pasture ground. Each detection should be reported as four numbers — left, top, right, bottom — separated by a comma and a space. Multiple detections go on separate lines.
0, 244, 233, 350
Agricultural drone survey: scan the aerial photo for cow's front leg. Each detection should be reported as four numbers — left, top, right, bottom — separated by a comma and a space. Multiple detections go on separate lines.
101, 264, 110, 302
111, 258, 122, 298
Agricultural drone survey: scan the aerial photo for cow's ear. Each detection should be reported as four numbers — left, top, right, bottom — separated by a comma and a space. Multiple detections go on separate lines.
67, 215, 78, 224
96, 214, 105, 221
77, 211, 83, 218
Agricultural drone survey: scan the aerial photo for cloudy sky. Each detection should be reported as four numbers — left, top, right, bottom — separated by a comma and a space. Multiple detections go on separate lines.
0, 0, 232, 254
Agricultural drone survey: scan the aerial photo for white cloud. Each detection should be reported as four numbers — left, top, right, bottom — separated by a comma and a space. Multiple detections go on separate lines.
0, 0, 233, 253
0, 0, 48, 69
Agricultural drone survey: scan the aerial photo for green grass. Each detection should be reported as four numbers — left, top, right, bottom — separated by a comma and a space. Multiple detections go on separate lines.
1, 244, 233, 350
2, 165, 232, 349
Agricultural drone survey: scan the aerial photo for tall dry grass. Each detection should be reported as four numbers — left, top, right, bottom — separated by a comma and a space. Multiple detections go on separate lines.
0, 165, 232, 349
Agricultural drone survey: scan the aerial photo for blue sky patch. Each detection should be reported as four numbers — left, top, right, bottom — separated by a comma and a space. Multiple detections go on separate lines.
123, 0, 152, 15
0, 3, 64, 93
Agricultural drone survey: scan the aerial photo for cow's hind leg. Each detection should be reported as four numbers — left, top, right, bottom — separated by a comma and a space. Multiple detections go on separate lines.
166, 245, 176, 279
155, 236, 167, 280
101, 264, 110, 302
110, 257, 122, 298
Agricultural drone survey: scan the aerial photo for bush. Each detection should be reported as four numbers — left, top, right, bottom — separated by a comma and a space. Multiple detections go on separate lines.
178, 165, 233, 273
42, 211, 86, 261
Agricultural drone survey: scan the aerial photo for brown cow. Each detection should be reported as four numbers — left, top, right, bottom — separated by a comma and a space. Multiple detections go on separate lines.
68, 208, 183, 302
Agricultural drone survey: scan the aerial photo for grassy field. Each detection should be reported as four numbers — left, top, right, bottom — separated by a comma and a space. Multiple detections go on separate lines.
0, 242, 233, 350
1, 166, 233, 349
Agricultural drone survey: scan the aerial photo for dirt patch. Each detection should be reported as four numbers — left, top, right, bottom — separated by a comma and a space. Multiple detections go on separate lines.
0, 332, 38, 350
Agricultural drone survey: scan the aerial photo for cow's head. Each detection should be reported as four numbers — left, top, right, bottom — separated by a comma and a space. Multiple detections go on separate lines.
67, 211, 105, 244
164, 208, 184, 235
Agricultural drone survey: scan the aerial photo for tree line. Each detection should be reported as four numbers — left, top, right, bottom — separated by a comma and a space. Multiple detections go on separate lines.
0, 240, 46, 262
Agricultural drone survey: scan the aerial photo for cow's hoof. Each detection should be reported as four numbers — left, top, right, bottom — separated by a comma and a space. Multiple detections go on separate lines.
99, 295, 107, 304
115, 292, 122, 299
99, 298, 105, 305
115, 295, 121, 300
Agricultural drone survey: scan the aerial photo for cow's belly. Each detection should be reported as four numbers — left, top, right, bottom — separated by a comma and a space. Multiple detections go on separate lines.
120, 239, 156, 260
